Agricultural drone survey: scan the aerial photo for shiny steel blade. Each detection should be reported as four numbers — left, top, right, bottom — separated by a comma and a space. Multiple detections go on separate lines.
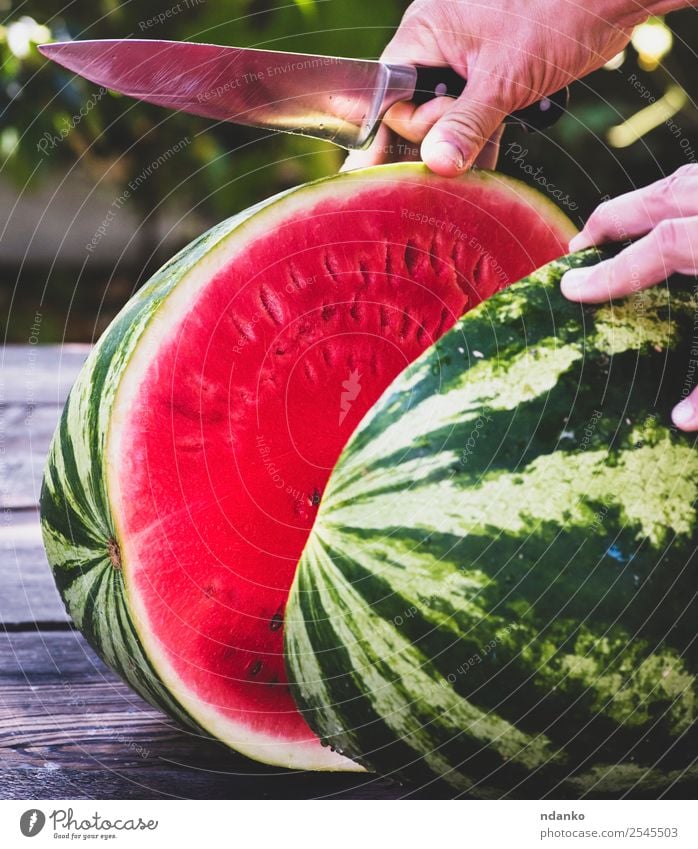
38, 39, 416, 148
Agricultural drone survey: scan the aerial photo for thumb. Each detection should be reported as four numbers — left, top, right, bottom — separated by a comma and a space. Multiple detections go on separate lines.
421, 83, 508, 176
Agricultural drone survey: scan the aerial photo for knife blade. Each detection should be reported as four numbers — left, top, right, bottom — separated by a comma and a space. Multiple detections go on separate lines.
38, 39, 568, 149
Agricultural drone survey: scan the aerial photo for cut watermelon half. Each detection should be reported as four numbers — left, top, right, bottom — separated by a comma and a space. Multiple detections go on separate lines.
42, 164, 575, 770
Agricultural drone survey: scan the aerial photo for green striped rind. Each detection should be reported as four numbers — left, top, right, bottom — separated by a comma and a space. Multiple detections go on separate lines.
286, 248, 698, 796
39, 206, 273, 726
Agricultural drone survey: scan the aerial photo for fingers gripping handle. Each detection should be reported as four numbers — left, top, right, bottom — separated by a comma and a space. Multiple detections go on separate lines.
410, 65, 569, 132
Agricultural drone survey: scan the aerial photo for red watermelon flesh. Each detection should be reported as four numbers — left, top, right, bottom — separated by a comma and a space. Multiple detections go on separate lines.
108, 167, 574, 768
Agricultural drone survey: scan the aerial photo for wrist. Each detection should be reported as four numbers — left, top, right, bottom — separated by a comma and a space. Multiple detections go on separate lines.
644, 0, 698, 12
602, 0, 695, 26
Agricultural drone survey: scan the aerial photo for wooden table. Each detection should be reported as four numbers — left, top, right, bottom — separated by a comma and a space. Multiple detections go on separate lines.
1, 345, 401, 799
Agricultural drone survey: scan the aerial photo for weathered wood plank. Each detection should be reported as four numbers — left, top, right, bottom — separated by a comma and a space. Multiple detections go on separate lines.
1, 345, 89, 405
0, 766, 399, 800
0, 403, 64, 509
0, 510, 67, 624
2, 630, 106, 683
0, 632, 401, 799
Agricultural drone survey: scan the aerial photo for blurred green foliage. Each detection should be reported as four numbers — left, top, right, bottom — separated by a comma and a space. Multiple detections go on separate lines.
0, 0, 404, 215
1, 1, 696, 341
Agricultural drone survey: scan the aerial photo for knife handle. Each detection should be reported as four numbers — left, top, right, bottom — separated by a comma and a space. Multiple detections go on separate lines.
411, 66, 568, 132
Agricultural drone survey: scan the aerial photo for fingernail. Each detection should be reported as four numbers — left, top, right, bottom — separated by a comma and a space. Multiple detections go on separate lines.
560, 267, 591, 295
672, 399, 695, 427
568, 233, 590, 251
432, 139, 466, 172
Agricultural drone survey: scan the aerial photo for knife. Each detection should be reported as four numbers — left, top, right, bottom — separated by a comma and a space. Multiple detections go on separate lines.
38, 39, 568, 150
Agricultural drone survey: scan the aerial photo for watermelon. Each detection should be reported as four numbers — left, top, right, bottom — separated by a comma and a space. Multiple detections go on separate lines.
40, 163, 573, 769
285, 249, 698, 795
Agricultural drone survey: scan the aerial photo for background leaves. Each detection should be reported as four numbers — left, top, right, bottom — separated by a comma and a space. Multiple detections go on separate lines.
1, 1, 696, 341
